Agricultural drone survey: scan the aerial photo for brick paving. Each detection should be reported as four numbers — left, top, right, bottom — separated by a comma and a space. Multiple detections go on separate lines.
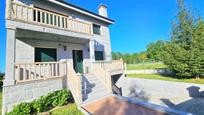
82, 96, 168, 115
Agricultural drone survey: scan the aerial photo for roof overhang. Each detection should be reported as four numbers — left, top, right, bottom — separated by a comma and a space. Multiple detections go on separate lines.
47, 0, 115, 24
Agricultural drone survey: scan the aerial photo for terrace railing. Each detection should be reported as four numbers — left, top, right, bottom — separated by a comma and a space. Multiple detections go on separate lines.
15, 61, 83, 104
93, 59, 124, 72
66, 61, 83, 104
92, 59, 124, 92
15, 61, 67, 83
10, 2, 92, 35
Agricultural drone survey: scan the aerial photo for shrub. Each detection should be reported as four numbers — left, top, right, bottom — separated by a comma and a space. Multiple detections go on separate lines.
7, 89, 74, 115
51, 89, 70, 106
31, 96, 47, 113
7, 103, 31, 115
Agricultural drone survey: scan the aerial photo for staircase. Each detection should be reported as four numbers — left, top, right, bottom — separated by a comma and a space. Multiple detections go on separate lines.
82, 74, 111, 104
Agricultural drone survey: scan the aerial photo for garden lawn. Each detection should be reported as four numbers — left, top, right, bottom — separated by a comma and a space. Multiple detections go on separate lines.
49, 104, 83, 115
127, 63, 167, 70
128, 74, 204, 84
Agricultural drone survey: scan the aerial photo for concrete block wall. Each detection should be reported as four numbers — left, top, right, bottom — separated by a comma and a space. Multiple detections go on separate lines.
3, 77, 67, 114
117, 77, 204, 106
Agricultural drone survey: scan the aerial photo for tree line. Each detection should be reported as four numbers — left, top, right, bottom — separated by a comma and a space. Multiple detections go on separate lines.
113, 0, 204, 78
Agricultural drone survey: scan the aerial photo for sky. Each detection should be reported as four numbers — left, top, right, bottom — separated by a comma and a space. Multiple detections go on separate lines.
0, 0, 204, 72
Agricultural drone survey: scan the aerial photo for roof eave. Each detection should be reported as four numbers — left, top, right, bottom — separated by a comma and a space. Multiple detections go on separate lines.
47, 0, 115, 24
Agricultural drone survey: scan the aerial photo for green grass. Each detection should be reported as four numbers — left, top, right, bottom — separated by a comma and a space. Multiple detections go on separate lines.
49, 104, 83, 115
127, 63, 167, 70
128, 74, 204, 84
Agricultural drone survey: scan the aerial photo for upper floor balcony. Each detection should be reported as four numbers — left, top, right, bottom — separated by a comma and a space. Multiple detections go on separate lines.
8, 2, 93, 35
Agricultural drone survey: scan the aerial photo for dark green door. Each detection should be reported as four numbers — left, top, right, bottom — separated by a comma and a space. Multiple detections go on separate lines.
35, 48, 57, 62
72, 50, 84, 73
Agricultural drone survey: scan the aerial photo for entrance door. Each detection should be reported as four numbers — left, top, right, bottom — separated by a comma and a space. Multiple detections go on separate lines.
72, 50, 84, 73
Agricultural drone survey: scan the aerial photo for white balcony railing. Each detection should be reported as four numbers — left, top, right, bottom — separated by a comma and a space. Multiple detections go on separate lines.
15, 61, 83, 104
15, 61, 67, 83
93, 59, 124, 72
10, 3, 92, 35
92, 59, 124, 92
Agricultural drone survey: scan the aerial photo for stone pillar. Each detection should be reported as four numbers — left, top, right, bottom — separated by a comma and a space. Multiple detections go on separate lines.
89, 38, 95, 63
6, 0, 12, 19
4, 26, 16, 86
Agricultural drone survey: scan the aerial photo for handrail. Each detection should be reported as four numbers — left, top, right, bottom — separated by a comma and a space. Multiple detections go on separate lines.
66, 61, 83, 105
92, 63, 112, 92
10, 2, 92, 35
14, 61, 67, 83
112, 84, 122, 96
94, 59, 124, 72
92, 59, 124, 93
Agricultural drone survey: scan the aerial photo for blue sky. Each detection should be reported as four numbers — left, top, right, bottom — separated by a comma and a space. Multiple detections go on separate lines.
0, 0, 204, 72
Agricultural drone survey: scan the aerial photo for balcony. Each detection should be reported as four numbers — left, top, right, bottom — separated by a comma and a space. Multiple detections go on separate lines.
10, 2, 92, 35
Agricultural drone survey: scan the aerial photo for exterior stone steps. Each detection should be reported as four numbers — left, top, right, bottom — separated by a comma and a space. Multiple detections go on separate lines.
82, 74, 110, 104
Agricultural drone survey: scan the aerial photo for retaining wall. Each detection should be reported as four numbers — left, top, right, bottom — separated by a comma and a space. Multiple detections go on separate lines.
2, 77, 67, 114
125, 69, 171, 74
116, 77, 204, 114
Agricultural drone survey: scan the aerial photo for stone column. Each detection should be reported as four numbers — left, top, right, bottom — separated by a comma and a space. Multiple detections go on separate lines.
4, 26, 16, 86
89, 38, 95, 63
89, 39, 95, 73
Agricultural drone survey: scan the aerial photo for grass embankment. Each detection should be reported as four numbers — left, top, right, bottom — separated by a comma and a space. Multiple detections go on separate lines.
128, 74, 204, 84
127, 63, 167, 70
49, 104, 83, 115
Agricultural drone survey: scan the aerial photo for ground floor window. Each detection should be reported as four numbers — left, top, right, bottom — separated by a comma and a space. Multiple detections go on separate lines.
95, 51, 104, 61
35, 47, 57, 62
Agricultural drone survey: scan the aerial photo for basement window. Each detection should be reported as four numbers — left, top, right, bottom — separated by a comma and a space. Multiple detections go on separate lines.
93, 24, 101, 35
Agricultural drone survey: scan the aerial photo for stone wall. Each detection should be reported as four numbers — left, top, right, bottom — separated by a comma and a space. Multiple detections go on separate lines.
116, 77, 204, 114
125, 69, 171, 74
2, 77, 67, 114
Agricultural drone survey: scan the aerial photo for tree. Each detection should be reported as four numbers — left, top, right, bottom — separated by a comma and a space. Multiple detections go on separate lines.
162, 0, 204, 78
146, 40, 165, 62
112, 52, 148, 64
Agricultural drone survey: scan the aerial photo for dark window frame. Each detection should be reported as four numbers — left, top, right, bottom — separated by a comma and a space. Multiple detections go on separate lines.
93, 24, 101, 35
95, 51, 104, 61
34, 47, 57, 62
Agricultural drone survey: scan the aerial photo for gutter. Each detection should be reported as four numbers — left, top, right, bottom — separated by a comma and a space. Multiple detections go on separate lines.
47, 0, 115, 24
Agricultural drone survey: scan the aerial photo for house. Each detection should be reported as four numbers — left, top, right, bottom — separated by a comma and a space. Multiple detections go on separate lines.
3, 0, 124, 114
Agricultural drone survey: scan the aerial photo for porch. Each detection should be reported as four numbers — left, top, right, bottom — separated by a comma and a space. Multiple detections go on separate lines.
14, 59, 124, 104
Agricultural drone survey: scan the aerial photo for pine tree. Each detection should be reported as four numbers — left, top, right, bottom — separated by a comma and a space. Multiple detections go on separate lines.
162, 0, 204, 78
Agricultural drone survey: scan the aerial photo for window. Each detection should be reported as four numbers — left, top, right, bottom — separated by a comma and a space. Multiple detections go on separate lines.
93, 24, 101, 35
35, 48, 57, 62
95, 51, 104, 61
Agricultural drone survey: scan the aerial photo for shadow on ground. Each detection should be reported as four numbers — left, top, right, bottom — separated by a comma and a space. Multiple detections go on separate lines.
161, 86, 204, 115
128, 83, 149, 101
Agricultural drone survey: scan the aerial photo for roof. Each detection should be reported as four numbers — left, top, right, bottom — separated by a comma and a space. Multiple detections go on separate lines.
48, 0, 115, 24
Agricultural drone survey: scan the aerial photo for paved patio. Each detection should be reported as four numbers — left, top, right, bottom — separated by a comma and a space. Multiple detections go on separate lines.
82, 96, 169, 115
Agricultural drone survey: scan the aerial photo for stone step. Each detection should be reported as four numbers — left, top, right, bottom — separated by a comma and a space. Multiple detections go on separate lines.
83, 92, 111, 104
82, 74, 111, 104
83, 86, 108, 94
84, 78, 100, 83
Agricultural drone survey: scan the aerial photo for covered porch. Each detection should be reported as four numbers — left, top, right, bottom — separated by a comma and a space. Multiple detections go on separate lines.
4, 28, 96, 85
